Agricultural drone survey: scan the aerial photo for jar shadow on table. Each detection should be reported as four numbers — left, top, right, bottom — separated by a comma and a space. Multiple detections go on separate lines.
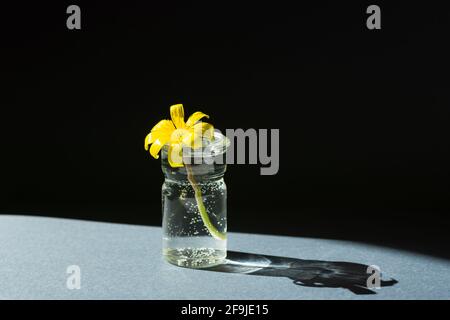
203, 251, 398, 295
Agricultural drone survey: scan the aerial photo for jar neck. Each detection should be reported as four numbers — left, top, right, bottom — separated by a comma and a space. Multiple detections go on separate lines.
160, 136, 229, 182
161, 157, 227, 183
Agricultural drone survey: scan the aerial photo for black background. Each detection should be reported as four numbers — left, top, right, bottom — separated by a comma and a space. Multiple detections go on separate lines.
1, 2, 449, 258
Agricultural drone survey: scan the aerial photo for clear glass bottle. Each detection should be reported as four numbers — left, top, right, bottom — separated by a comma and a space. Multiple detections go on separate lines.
161, 131, 229, 268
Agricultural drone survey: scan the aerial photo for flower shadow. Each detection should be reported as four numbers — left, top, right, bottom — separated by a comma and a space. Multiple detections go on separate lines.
204, 251, 398, 295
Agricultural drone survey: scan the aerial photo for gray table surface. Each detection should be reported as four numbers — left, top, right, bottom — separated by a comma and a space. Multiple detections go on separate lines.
0, 215, 449, 299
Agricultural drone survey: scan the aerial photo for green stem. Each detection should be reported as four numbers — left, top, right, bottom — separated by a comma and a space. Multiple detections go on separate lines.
185, 164, 226, 241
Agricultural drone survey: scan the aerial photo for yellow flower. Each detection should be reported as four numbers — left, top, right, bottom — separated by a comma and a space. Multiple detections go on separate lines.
144, 104, 215, 167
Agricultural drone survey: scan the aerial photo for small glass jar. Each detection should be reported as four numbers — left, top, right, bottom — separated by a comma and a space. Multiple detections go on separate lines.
161, 131, 229, 268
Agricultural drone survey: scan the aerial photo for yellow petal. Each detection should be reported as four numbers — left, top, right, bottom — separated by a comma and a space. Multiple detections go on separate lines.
145, 119, 175, 151
170, 104, 185, 129
193, 122, 215, 140
144, 133, 152, 151
150, 119, 175, 134
149, 136, 171, 159
182, 122, 215, 149
167, 143, 184, 167
186, 111, 209, 128
181, 132, 195, 148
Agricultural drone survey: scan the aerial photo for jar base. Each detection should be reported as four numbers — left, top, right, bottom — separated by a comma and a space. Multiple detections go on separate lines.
163, 248, 226, 268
